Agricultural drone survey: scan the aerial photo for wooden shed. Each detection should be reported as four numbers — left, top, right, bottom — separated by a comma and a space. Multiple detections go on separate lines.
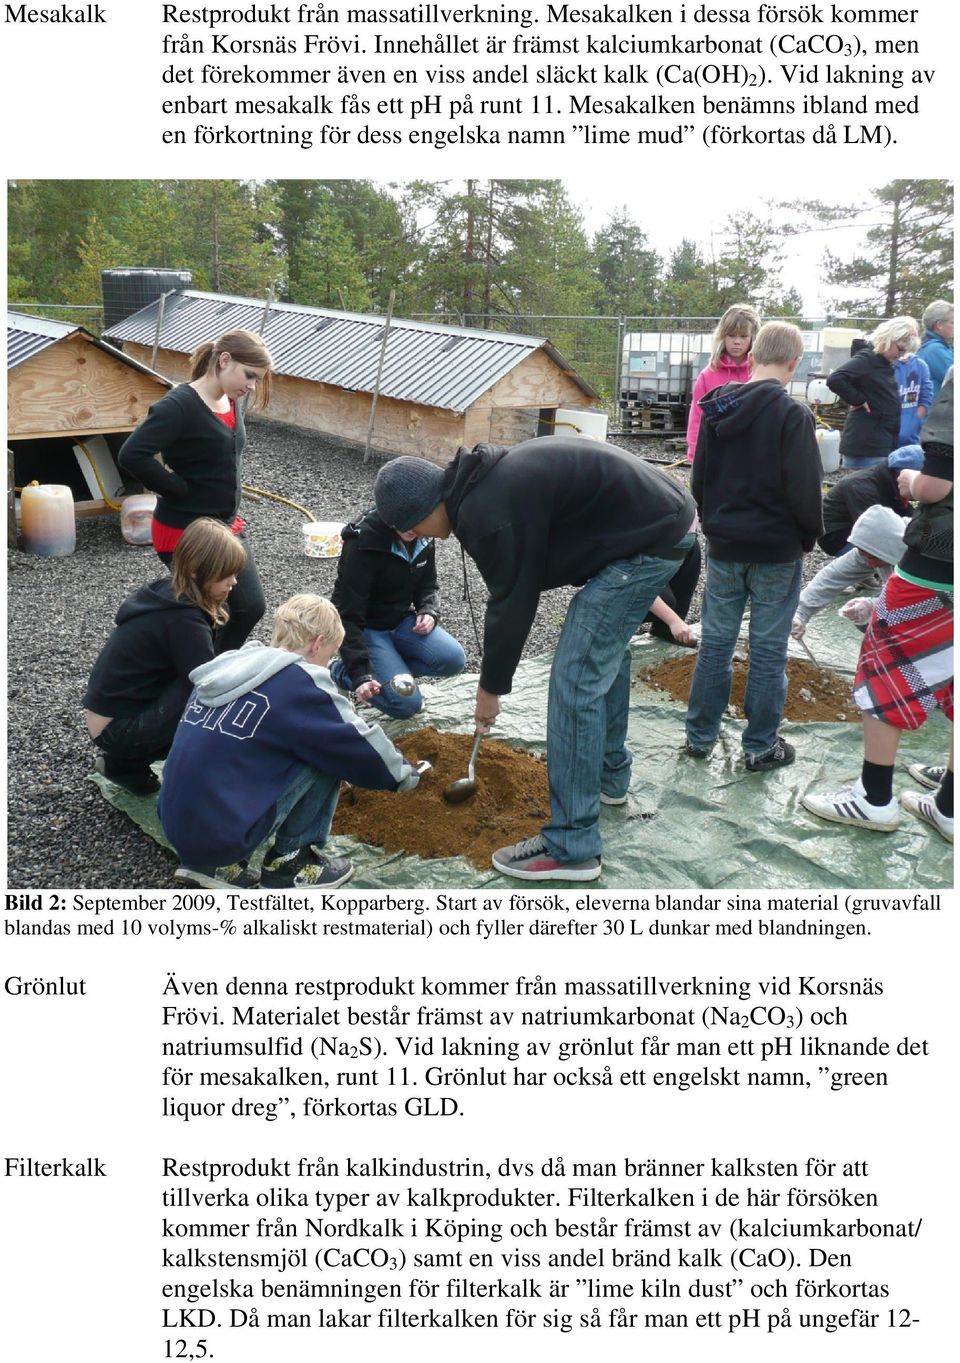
103, 291, 601, 462
7, 311, 171, 514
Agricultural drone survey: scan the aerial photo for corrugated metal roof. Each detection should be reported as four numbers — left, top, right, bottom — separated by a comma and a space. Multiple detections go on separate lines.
7, 312, 76, 368
7, 310, 172, 385
103, 290, 598, 412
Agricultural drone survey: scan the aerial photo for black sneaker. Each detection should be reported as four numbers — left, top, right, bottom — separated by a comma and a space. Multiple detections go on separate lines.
745, 738, 795, 773
683, 740, 712, 759
94, 753, 160, 796
174, 861, 260, 890
907, 763, 946, 791
260, 846, 354, 889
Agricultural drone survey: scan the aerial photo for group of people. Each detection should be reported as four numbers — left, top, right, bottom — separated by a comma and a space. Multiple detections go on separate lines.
84, 305, 953, 888
85, 330, 424, 890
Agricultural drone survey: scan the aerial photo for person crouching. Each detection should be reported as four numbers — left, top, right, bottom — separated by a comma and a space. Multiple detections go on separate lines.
159, 594, 421, 890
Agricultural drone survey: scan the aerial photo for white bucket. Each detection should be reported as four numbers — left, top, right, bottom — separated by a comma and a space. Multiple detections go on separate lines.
817, 428, 841, 474
302, 521, 343, 558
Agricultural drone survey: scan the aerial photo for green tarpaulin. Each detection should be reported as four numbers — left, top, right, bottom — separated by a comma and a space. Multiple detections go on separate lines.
94, 615, 951, 891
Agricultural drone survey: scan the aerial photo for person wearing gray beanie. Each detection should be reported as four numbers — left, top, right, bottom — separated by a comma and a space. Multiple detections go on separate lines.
376, 435, 699, 882
374, 457, 446, 534
793, 505, 908, 638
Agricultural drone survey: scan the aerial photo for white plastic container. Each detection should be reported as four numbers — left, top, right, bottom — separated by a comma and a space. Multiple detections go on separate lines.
120, 493, 157, 546
554, 408, 609, 442
302, 521, 343, 558
821, 326, 865, 375
806, 379, 837, 405
817, 428, 841, 473
19, 483, 76, 557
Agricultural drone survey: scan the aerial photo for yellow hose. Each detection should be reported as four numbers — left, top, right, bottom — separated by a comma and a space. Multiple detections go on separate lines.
75, 441, 124, 510
242, 483, 318, 521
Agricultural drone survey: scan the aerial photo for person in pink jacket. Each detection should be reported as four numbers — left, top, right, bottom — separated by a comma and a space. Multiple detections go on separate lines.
686, 304, 760, 461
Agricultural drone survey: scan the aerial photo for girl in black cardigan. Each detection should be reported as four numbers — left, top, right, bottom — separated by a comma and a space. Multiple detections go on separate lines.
85, 519, 247, 795
119, 329, 272, 650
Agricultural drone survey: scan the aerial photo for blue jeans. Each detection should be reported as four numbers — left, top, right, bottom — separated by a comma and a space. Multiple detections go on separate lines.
841, 452, 887, 470
333, 615, 466, 718
685, 557, 802, 758
269, 763, 341, 858
541, 532, 696, 863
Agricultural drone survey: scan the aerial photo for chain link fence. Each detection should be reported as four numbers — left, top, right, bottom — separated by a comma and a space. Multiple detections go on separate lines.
417, 313, 884, 431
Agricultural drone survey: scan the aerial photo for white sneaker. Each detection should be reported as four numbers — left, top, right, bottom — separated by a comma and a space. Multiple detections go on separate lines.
600, 791, 628, 806
802, 779, 900, 832
900, 790, 954, 843
907, 763, 946, 791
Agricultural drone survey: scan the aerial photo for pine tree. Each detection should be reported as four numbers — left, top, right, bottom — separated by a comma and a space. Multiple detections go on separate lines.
779, 180, 953, 319
591, 207, 661, 317
294, 198, 372, 312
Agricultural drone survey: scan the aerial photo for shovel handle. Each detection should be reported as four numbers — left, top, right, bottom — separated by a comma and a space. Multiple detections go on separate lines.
467, 731, 483, 781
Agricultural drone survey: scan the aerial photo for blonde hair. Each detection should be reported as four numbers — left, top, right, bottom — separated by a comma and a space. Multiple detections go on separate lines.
752, 321, 805, 367
170, 518, 247, 627
271, 594, 345, 654
189, 329, 273, 410
867, 316, 919, 356
710, 304, 760, 368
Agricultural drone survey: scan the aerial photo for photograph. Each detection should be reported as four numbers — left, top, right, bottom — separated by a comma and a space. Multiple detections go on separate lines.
6, 176, 953, 893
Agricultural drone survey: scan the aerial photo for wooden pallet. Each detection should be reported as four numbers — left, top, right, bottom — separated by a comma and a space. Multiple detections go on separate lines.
619, 407, 678, 432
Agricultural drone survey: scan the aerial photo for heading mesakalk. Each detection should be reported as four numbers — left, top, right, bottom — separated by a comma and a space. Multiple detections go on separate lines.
5, 4, 107, 18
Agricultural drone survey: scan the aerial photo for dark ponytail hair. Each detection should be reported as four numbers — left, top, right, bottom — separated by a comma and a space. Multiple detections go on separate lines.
189, 329, 273, 410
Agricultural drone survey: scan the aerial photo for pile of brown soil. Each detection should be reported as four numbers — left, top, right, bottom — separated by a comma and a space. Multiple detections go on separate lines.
636, 653, 857, 723
332, 727, 550, 870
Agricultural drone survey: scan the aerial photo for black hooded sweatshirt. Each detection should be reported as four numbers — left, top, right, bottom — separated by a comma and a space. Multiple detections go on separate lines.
691, 379, 823, 563
331, 509, 442, 684
83, 578, 216, 719
439, 436, 696, 696
819, 463, 910, 555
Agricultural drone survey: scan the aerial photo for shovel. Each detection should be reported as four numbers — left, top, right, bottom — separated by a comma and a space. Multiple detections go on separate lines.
443, 732, 484, 804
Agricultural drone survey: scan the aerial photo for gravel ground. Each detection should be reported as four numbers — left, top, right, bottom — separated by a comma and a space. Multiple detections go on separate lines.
6, 423, 831, 890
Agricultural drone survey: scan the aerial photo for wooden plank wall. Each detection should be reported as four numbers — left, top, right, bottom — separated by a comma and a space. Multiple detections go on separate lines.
8, 335, 169, 439
125, 343, 597, 465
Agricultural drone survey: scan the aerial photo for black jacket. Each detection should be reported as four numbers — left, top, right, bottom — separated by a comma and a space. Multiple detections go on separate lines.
692, 380, 823, 563
441, 437, 696, 696
331, 510, 441, 684
826, 347, 901, 460
819, 463, 910, 555
118, 384, 246, 528
83, 579, 216, 719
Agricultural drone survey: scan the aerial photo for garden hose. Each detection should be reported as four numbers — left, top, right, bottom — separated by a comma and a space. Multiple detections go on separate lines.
242, 482, 318, 521
74, 442, 124, 511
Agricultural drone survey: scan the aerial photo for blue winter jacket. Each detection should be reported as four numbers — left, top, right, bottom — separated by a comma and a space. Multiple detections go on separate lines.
916, 329, 953, 398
